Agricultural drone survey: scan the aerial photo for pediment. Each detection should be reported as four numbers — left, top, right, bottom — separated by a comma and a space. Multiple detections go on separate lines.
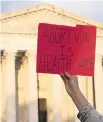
1, 3, 103, 37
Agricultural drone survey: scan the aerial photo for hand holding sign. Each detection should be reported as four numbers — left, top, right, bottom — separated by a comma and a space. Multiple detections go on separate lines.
36, 23, 96, 76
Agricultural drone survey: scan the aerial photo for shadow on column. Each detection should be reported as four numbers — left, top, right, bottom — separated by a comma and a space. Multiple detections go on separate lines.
15, 56, 22, 122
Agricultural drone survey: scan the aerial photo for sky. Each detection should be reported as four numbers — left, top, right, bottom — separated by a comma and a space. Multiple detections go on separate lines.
0, 0, 103, 23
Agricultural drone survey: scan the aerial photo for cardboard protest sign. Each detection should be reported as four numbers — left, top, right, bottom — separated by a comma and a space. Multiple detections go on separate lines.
36, 23, 96, 76
76, 24, 96, 76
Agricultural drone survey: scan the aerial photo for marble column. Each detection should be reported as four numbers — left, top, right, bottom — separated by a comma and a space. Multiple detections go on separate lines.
0, 57, 1, 120
62, 84, 75, 122
52, 75, 62, 122
17, 58, 25, 122
1, 56, 7, 121
22, 56, 29, 122
26, 51, 38, 122
94, 55, 103, 114
5, 51, 16, 122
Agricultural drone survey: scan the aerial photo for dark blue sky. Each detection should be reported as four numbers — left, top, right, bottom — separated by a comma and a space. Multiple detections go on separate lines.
1, 1, 103, 23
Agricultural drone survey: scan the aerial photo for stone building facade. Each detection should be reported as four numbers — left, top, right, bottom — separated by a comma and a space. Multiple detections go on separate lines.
0, 3, 103, 122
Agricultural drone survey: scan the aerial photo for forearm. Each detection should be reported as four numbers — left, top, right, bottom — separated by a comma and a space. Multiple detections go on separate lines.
70, 89, 88, 111
60, 72, 103, 122
70, 89, 103, 122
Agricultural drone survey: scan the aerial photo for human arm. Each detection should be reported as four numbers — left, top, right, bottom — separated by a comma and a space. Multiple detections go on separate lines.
60, 72, 103, 122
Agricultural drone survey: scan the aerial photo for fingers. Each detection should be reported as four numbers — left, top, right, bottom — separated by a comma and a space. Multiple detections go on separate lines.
60, 74, 66, 81
60, 74, 67, 84
64, 71, 71, 80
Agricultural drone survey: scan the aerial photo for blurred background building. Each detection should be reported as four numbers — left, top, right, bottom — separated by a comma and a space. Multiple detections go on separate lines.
0, 3, 103, 122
